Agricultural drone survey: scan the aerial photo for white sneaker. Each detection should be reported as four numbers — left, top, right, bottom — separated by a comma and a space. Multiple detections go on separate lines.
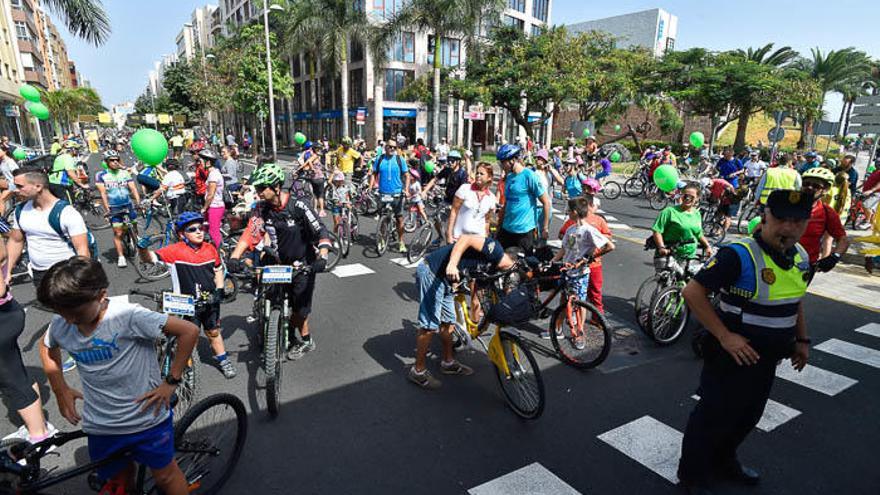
117, 257, 127, 268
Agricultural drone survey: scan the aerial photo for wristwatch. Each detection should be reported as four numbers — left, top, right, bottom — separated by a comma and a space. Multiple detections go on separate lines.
795, 337, 811, 344
165, 374, 182, 386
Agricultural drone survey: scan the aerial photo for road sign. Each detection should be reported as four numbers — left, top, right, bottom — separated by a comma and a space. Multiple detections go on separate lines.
356, 107, 366, 124
850, 114, 880, 124
854, 95, 880, 106
78, 114, 97, 123
767, 126, 785, 142
848, 124, 880, 134
145, 114, 157, 124
98, 112, 112, 124
464, 111, 485, 121
812, 120, 840, 136
158, 114, 171, 124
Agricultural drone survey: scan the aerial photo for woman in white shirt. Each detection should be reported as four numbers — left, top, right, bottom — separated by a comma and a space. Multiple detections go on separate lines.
447, 162, 496, 243
148, 159, 188, 215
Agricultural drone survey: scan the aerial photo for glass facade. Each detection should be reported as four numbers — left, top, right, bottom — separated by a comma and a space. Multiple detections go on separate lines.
427, 36, 461, 67
384, 69, 413, 101
388, 32, 415, 63
532, 0, 549, 22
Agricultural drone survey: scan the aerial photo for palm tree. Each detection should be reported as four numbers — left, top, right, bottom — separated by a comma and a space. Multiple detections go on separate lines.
42, 87, 103, 135
284, 0, 370, 140
374, 0, 504, 145
731, 43, 797, 149
42, 0, 111, 46
793, 48, 871, 148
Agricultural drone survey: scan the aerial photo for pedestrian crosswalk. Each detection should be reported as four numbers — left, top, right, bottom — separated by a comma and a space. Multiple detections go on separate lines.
468, 463, 581, 495
596, 321, 879, 487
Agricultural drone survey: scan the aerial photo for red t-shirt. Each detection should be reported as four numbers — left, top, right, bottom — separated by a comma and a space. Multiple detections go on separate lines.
863, 170, 880, 193
710, 179, 732, 201
194, 163, 209, 195
799, 201, 846, 263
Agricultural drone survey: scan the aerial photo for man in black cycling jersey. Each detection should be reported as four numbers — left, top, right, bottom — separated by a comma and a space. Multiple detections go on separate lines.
227, 163, 332, 360
137, 212, 238, 379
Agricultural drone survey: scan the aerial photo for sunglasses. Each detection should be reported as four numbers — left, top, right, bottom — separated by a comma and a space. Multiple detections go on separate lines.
184, 224, 206, 233
255, 184, 270, 192
802, 181, 827, 189
107, 158, 120, 162
681, 194, 698, 200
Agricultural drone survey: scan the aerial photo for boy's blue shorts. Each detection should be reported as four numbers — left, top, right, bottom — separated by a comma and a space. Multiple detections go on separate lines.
88, 414, 175, 479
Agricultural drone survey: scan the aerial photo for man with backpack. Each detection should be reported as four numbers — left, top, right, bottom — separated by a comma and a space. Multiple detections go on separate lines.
369, 141, 410, 253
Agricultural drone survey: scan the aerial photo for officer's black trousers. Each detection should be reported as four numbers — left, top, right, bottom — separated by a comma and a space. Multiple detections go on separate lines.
678, 333, 789, 483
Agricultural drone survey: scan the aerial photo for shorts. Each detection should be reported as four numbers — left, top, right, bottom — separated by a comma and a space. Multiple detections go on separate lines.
564, 272, 590, 301
192, 304, 220, 331
378, 193, 406, 218
88, 415, 175, 480
865, 193, 880, 211
496, 228, 536, 253
110, 206, 137, 227
310, 179, 326, 200
284, 268, 317, 318
416, 263, 455, 331
0, 299, 38, 410
136, 174, 161, 192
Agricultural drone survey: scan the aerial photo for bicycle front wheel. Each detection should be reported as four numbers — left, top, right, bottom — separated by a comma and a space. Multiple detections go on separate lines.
264, 307, 284, 418
736, 204, 760, 234
493, 332, 545, 420
634, 275, 661, 334
704, 220, 727, 245
548, 301, 611, 369
134, 234, 171, 281
649, 193, 669, 211
407, 223, 434, 264
601, 181, 622, 200
624, 177, 645, 197
324, 232, 342, 271
376, 215, 392, 255
160, 339, 200, 419
337, 222, 350, 258
648, 286, 689, 345
403, 210, 419, 233
85, 201, 111, 230
173, 394, 248, 495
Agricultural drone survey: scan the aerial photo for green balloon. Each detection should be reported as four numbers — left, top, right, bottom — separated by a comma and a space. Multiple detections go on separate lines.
12, 148, 26, 160
610, 151, 621, 162
424, 161, 435, 174
689, 131, 705, 148
19, 84, 41, 103
130, 129, 169, 166
614, 124, 621, 132
582, 128, 591, 138
747, 216, 762, 234
653, 164, 679, 193
294, 132, 307, 145
26, 102, 49, 121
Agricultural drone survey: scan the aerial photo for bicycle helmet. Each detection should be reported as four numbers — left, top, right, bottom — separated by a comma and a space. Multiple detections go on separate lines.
174, 211, 205, 232
341, 137, 353, 146
448, 149, 462, 161
496, 144, 521, 162
198, 149, 218, 162
409, 167, 421, 180
250, 163, 285, 187
62, 140, 79, 150
188, 141, 205, 153
331, 171, 345, 182
581, 177, 602, 193
303, 140, 313, 149
103, 150, 119, 160
802, 167, 834, 185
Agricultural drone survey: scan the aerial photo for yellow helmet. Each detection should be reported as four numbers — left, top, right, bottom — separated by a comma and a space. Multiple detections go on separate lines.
802, 167, 834, 185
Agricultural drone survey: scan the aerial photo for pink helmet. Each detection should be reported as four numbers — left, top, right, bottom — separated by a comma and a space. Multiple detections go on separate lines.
534, 149, 549, 162
581, 177, 602, 193
332, 171, 345, 181
409, 167, 421, 180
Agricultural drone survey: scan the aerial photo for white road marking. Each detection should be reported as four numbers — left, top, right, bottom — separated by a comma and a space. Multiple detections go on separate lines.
603, 215, 618, 221
815, 339, 880, 369
109, 295, 130, 304
331, 263, 376, 278
855, 323, 880, 339
606, 223, 631, 230
389, 257, 420, 269
597, 416, 682, 483
546, 240, 562, 248
468, 462, 581, 495
551, 207, 562, 213
691, 395, 800, 432
555, 214, 568, 221
775, 361, 857, 396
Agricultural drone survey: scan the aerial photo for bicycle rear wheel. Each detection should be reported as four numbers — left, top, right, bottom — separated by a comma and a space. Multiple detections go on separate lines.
704, 220, 727, 245
325, 232, 342, 271
648, 286, 689, 345
634, 274, 660, 334
337, 222, 350, 258
601, 181, 621, 200
403, 210, 419, 233
624, 177, 645, 197
407, 222, 434, 264
548, 301, 611, 369
264, 307, 283, 418
134, 234, 171, 281
493, 332, 545, 420
376, 215, 392, 255
85, 201, 111, 230
648, 192, 669, 210
172, 394, 248, 495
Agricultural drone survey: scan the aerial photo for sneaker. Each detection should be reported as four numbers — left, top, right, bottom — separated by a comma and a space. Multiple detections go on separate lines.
117, 257, 127, 268
62, 356, 77, 373
398, 242, 408, 253
440, 360, 474, 376
573, 335, 586, 350
539, 331, 551, 340
407, 366, 441, 389
218, 358, 237, 379
286, 339, 316, 360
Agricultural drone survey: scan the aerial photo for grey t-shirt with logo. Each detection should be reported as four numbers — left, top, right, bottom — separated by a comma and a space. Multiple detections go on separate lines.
44, 299, 169, 435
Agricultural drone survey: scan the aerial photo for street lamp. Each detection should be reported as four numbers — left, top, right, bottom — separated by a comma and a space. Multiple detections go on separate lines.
204, 53, 216, 136
263, 1, 284, 159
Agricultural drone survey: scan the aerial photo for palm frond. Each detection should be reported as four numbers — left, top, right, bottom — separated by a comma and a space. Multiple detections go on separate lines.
42, 0, 111, 46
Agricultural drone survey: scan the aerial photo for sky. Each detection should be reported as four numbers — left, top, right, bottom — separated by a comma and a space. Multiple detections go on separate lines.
56, 0, 880, 114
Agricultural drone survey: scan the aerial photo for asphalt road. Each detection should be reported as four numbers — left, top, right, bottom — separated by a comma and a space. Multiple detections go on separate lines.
2, 155, 878, 494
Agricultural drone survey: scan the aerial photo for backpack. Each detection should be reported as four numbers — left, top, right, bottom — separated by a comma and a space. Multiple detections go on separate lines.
374, 154, 405, 179
16, 200, 100, 260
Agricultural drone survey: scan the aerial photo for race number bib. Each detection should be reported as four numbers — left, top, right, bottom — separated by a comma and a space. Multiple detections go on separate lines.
162, 292, 195, 317
261, 265, 293, 284
381, 194, 394, 202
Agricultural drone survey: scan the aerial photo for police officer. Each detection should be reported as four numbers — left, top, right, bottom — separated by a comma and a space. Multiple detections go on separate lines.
677, 189, 814, 495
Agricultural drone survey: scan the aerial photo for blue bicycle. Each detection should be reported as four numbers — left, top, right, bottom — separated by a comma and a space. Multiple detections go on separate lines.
133, 199, 174, 281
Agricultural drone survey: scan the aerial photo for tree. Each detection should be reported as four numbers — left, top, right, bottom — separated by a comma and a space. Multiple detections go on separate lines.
41, 87, 103, 134
161, 61, 200, 121
374, 0, 504, 145
730, 43, 798, 149
283, 0, 369, 139
42, 0, 110, 45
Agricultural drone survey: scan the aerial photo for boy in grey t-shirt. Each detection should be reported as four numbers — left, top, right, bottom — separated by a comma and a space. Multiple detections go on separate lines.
38, 257, 198, 494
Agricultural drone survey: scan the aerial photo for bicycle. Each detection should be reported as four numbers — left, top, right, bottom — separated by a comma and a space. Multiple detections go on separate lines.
133, 199, 175, 281
130, 288, 205, 417
332, 201, 359, 259
406, 203, 449, 264
237, 249, 312, 418
634, 239, 700, 339
69, 186, 111, 231
846, 192, 872, 230
0, 393, 247, 495
403, 201, 424, 233
107, 205, 142, 262
699, 201, 728, 245
374, 194, 402, 256
599, 177, 622, 200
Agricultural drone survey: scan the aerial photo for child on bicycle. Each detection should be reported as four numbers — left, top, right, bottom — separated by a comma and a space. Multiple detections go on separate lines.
551, 196, 614, 348
37, 257, 198, 495
407, 167, 429, 224
557, 195, 614, 315
136, 212, 238, 379
95, 150, 141, 268
329, 171, 352, 231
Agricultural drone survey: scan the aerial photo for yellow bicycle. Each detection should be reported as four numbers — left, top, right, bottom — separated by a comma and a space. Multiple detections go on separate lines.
452, 270, 545, 420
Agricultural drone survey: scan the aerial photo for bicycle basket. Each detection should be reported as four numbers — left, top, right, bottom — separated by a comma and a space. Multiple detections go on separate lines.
486, 283, 540, 325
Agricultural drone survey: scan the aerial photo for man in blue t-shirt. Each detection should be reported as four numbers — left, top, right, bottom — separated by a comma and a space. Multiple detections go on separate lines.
496, 145, 551, 252
369, 141, 410, 252
798, 151, 821, 174
716, 148, 744, 188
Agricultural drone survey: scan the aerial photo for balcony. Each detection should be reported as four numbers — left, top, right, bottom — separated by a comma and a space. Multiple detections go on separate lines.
23, 69, 47, 89
16, 39, 42, 59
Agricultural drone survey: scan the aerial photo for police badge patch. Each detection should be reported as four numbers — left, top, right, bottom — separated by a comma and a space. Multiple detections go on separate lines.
761, 268, 776, 284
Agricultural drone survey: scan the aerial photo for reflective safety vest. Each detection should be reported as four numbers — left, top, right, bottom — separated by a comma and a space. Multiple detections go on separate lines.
718, 237, 809, 330
759, 167, 800, 205
48, 154, 74, 185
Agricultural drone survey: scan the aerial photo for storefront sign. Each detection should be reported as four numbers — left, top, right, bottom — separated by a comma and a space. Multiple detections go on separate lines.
383, 108, 417, 118
4, 104, 20, 117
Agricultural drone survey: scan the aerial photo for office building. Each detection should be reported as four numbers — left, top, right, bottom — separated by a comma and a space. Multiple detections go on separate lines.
567, 7, 678, 58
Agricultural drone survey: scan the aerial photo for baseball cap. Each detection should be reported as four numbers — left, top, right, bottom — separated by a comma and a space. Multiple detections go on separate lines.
804, 151, 817, 158
766, 190, 815, 220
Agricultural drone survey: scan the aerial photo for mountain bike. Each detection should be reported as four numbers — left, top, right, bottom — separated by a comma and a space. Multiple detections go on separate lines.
634, 239, 698, 337
847, 192, 872, 230
108, 205, 142, 262
352, 177, 378, 216
406, 204, 448, 264
700, 201, 728, 245
0, 393, 247, 495
133, 199, 174, 281
70, 186, 110, 231
130, 288, 208, 418
637, 244, 706, 345
374, 194, 402, 256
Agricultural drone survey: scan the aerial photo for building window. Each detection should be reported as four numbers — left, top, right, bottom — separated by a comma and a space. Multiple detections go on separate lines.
532, 0, 548, 22
373, 0, 405, 19
349, 68, 364, 106
291, 53, 301, 78
530, 24, 542, 37
503, 15, 524, 31
14, 21, 29, 41
388, 32, 414, 63
508, 0, 525, 13
350, 40, 364, 62
384, 69, 413, 101
427, 36, 461, 67
665, 37, 675, 53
